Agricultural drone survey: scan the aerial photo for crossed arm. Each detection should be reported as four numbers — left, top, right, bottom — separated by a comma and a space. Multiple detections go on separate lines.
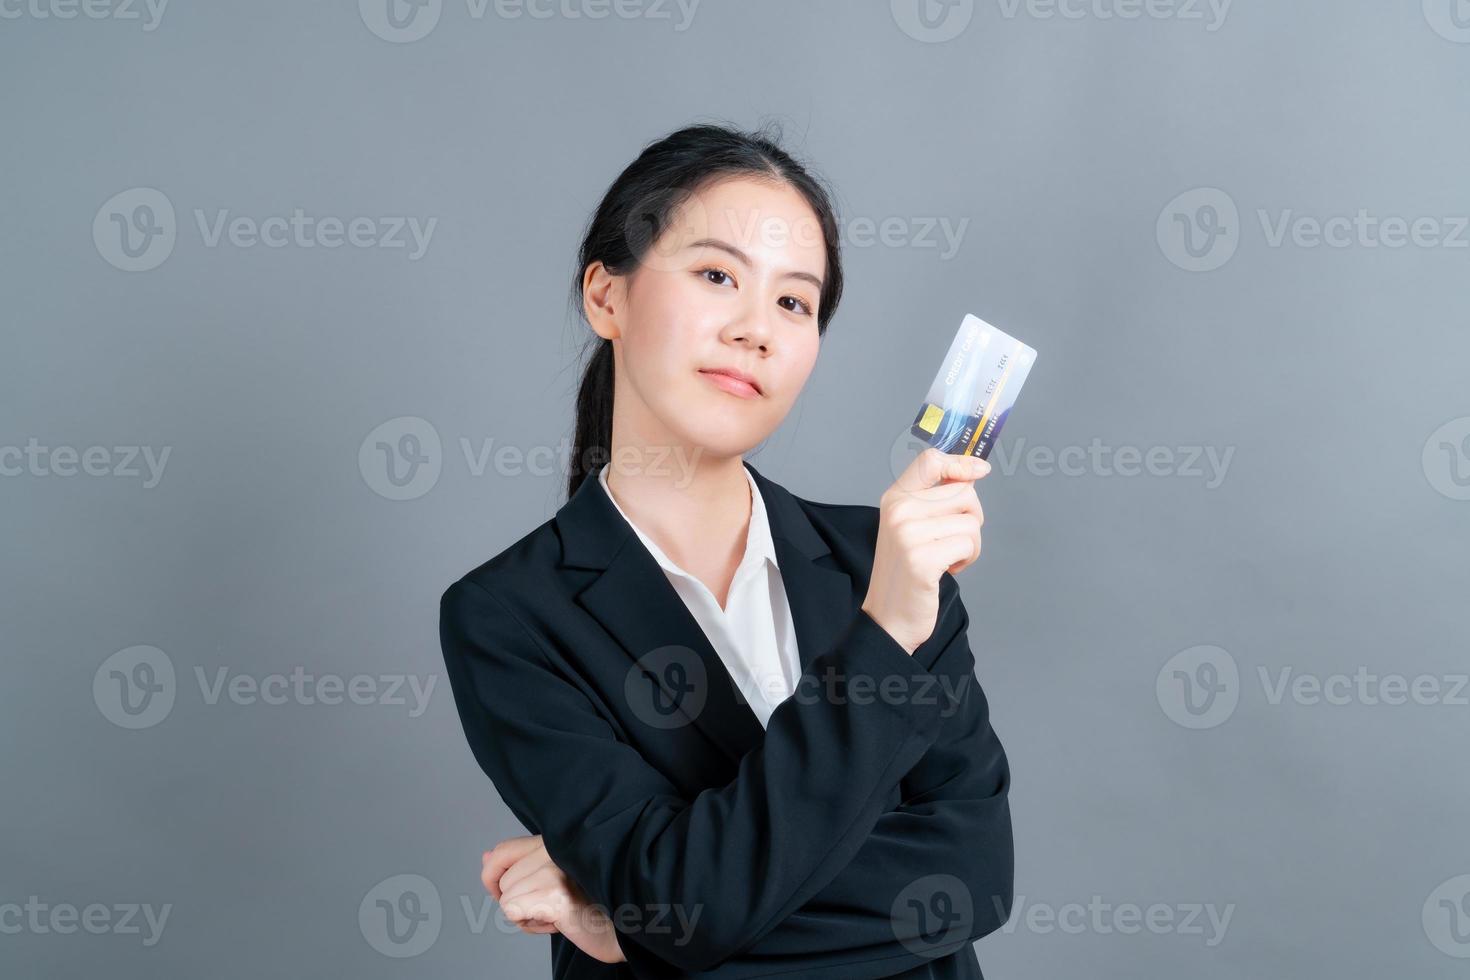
439, 576, 1013, 978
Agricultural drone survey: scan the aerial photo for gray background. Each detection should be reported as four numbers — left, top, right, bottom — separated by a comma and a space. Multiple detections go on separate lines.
3, 0, 1468, 976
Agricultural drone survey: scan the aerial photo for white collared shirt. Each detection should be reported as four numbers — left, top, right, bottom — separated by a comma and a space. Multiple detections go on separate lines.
598, 462, 801, 728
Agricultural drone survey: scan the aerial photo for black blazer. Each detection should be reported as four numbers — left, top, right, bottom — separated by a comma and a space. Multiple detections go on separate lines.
439, 460, 1014, 979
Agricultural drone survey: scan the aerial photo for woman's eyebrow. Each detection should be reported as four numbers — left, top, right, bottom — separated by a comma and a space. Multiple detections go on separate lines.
686, 237, 824, 291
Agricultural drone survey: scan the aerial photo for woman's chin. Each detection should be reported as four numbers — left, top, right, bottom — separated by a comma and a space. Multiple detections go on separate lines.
667, 427, 768, 466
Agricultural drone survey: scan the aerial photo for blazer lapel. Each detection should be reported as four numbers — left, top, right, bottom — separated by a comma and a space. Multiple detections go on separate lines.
745, 462, 856, 679
554, 461, 855, 767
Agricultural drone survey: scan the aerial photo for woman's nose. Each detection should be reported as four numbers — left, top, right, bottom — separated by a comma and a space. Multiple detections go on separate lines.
727, 304, 775, 351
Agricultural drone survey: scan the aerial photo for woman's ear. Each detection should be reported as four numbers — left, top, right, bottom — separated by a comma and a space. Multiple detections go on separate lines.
583, 261, 624, 342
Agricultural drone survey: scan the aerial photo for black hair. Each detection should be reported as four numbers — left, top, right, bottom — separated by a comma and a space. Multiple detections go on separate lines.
564, 120, 845, 501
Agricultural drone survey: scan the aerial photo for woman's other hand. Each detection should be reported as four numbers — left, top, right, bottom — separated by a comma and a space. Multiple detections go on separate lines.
482, 835, 627, 964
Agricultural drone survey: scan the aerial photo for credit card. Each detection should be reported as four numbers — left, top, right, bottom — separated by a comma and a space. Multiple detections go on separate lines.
910, 314, 1038, 460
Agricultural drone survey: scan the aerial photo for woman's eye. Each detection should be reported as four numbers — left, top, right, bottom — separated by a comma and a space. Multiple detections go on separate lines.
699, 267, 814, 318
782, 296, 815, 317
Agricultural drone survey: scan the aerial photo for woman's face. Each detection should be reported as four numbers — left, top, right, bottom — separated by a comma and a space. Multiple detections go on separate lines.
588, 175, 827, 466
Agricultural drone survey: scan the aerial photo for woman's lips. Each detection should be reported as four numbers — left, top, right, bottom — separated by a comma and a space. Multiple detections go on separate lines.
699, 369, 761, 399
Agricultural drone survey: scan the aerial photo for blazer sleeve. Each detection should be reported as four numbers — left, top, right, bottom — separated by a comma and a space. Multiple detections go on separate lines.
439, 575, 950, 974
697, 584, 1015, 979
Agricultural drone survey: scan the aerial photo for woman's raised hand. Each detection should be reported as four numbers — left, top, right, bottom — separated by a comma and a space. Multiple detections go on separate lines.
860, 447, 989, 656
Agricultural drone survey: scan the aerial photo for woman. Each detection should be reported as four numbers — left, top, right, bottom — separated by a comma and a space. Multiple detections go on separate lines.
439, 122, 1014, 979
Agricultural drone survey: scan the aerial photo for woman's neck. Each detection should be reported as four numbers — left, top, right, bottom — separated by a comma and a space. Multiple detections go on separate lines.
602, 450, 753, 605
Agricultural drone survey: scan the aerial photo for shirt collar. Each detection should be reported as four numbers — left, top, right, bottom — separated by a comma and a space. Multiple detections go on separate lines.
597, 462, 780, 579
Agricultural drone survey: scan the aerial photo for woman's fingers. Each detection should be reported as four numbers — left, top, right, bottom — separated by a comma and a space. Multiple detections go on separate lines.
496, 842, 552, 898
946, 530, 983, 574
900, 512, 982, 548
502, 894, 559, 927
482, 835, 544, 900
501, 872, 571, 929
916, 533, 980, 578
482, 854, 507, 901
893, 447, 991, 496
901, 512, 983, 576
897, 478, 984, 519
